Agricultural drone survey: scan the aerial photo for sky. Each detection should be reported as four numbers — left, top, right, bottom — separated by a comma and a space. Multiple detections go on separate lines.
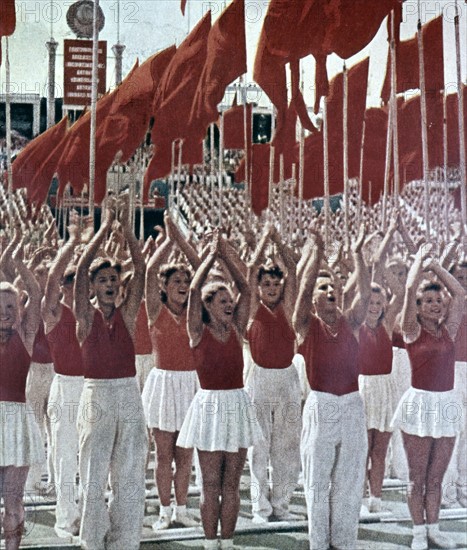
1, 0, 466, 111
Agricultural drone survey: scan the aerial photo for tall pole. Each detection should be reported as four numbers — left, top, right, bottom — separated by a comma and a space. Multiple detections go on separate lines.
46, 39, 58, 128
454, 0, 466, 228
218, 111, 224, 227
343, 63, 349, 249
88, 0, 101, 218
323, 99, 330, 248
443, 91, 450, 240
390, 10, 400, 201
5, 38, 13, 200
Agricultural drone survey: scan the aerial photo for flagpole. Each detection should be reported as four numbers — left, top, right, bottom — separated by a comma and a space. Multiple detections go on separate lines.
139, 154, 145, 242
454, 0, 466, 228
390, 10, 400, 202
170, 140, 176, 211
382, 100, 393, 231
358, 118, 366, 228
88, 0, 101, 219
268, 145, 275, 212
343, 63, 349, 250
323, 98, 330, 248
298, 126, 305, 237
443, 91, 450, 240
210, 123, 215, 224
417, 6, 430, 240
5, 38, 13, 204
218, 111, 224, 227
177, 140, 183, 224
241, 76, 251, 211
290, 163, 296, 244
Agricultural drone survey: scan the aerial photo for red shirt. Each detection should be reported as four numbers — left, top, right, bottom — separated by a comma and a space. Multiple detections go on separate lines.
392, 330, 406, 349
135, 302, 152, 355
247, 303, 295, 369
298, 314, 359, 396
46, 305, 83, 376
0, 331, 31, 403
194, 327, 244, 390
359, 323, 393, 375
407, 327, 455, 392
81, 308, 136, 379
454, 313, 467, 362
150, 306, 196, 371
32, 321, 53, 363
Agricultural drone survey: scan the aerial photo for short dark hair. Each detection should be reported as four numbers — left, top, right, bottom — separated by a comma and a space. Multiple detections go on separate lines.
257, 264, 284, 283
416, 282, 442, 305
89, 258, 122, 282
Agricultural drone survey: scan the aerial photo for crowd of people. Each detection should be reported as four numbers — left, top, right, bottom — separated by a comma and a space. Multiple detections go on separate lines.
0, 177, 466, 550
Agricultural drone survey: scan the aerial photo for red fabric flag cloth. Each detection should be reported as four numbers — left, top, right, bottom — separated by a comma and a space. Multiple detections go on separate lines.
12, 116, 68, 201
222, 97, 252, 150
95, 47, 176, 197
299, 131, 325, 200
0, 0, 16, 64
152, 12, 211, 148
235, 143, 271, 215
181, 0, 187, 16
325, 58, 370, 195
191, 0, 246, 131
446, 85, 467, 168
381, 16, 444, 102
143, 141, 174, 202
361, 106, 389, 204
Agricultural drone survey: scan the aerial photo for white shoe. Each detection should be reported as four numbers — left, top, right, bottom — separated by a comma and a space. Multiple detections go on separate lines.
427, 524, 456, 549
368, 496, 382, 513
152, 515, 171, 531
411, 525, 428, 550
251, 513, 269, 524
171, 508, 199, 527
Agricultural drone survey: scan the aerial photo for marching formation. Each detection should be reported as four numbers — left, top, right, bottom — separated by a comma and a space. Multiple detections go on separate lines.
0, 182, 466, 550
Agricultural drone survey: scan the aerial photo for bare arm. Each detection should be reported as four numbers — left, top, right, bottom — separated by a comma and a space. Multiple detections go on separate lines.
168, 215, 201, 270
346, 227, 372, 331
270, 226, 297, 321
0, 225, 21, 282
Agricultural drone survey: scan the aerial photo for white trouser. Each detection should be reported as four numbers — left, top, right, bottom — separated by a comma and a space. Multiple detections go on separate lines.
78, 377, 148, 550
443, 362, 467, 506
48, 374, 84, 530
301, 390, 367, 550
247, 364, 301, 518
25, 362, 55, 489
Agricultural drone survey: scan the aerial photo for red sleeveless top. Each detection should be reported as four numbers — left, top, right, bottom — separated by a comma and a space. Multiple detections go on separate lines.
81, 308, 136, 379
298, 314, 359, 396
392, 330, 406, 349
32, 321, 53, 363
46, 305, 83, 376
150, 306, 196, 371
247, 303, 295, 369
194, 327, 244, 390
0, 331, 31, 403
135, 302, 152, 355
406, 327, 455, 392
359, 323, 393, 375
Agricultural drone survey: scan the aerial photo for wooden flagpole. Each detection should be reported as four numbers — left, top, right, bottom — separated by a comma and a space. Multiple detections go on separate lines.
88, 0, 100, 219
443, 91, 450, 240
382, 99, 393, 231
169, 140, 176, 211
5, 38, 13, 202
240, 76, 251, 211
279, 153, 285, 234
298, 126, 305, 237
358, 119, 366, 228
176, 139, 183, 223
210, 124, 215, 223
454, 0, 466, 228
390, 10, 400, 202
218, 111, 224, 227
323, 98, 330, 248
343, 63, 350, 249
268, 145, 275, 212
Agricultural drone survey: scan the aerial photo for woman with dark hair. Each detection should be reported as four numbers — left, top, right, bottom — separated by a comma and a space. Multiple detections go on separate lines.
142, 213, 201, 530
0, 227, 43, 550
392, 245, 465, 550
246, 225, 301, 523
177, 231, 263, 550
358, 281, 403, 513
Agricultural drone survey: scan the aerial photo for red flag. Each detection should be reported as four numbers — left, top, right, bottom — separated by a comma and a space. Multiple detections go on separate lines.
0, 0, 16, 64
446, 85, 467, 168
381, 16, 444, 102
222, 94, 252, 150
299, 132, 325, 200
152, 13, 211, 147
235, 143, 271, 215
191, 0, 246, 131
361, 106, 389, 204
12, 116, 68, 200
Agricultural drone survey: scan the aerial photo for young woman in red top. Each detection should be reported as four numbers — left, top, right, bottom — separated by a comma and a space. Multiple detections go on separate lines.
177, 231, 263, 550
392, 245, 465, 550
143, 213, 201, 530
0, 228, 42, 550
74, 196, 147, 550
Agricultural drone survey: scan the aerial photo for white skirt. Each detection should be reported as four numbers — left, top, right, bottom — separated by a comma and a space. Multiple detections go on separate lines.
177, 388, 265, 452
359, 374, 398, 432
0, 401, 45, 467
391, 387, 463, 438
142, 368, 199, 432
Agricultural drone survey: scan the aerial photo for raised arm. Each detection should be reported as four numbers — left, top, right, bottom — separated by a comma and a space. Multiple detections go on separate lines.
219, 235, 251, 337
372, 214, 399, 286
42, 212, 80, 332
187, 236, 218, 347
0, 224, 21, 282
270, 226, 297, 320
167, 215, 201, 270
118, 194, 145, 332
345, 226, 372, 331
74, 200, 115, 342
293, 234, 323, 345
247, 224, 272, 319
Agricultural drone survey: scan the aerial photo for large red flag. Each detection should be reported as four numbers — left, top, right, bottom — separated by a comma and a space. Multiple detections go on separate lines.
0, 0, 16, 65
12, 116, 68, 199
191, 0, 246, 131
152, 12, 211, 147
222, 95, 252, 150
235, 143, 271, 215
300, 131, 325, 200
381, 16, 444, 102
361, 106, 389, 204
446, 85, 467, 168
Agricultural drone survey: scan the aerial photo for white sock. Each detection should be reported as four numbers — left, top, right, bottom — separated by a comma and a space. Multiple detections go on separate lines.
160, 505, 172, 518
220, 539, 234, 549
175, 504, 187, 514
204, 539, 218, 549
